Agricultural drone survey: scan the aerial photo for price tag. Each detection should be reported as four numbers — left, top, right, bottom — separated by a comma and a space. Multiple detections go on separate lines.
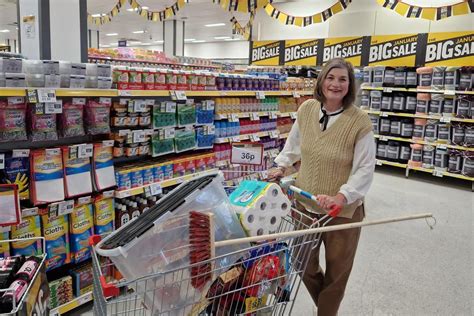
102, 140, 114, 147
444, 90, 455, 96
292, 91, 300, 98
77, 292, 93, 306
133, 100, 147, 113
436, 144, 448, 150
383, 88, 393, 93
103, 190, 114, 198
119, 129, 131, 137
164, 127, 175, 139
26, 90, 38, 103
231, 136, 241, 143
269, 130, 279, 138
229, 113, 239, 122
68, 146, 78, 159
379, 135, 388, 141
72, 98, 86, 106
290, 112, 297, 120
256, 91, 266, 100
78, 196, 92, 205
37, 89, 57, 103
269, 112, 278, 120
100, 97, 112, 106
78, 144, 93, 158
144, 129, 154, 136
175, 90, 187, 100
250, 134, 260, 142
204, 100, 215, 111
432, 170, 444, 178
146, 99, 155, 106
440, 116, 451, 123
46, 148, 61, 158
8, 97, 24, 105
250, 112, 259, 121
133, 130, 146, 143
165, 102, 176, 113
22, 207, 39, 218
231, 143, 263, 165
145, 183, 162, 197
44, 101, 63, 114
380, 112, 389, 117
0, 154, 4, 169
205, 125, 215, 135
260, 170, 269, 180
12, 149, 30, 158
118, 90, 132, 97
58, 200, 74, 216
376, 160, 383, 166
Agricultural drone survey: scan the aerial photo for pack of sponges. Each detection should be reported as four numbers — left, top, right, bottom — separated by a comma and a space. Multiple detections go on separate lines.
42, 213, 70, 271
92, 143, 116, 191
0, 232, 10, 258
62, 146, 92, 198
93, 196, 114, 235
10, 216, 42, 256
31, 149, 65, 205
70, 203, 94, 264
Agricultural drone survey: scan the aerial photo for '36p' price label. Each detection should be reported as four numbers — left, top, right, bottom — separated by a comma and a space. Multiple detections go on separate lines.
231, 143, 263, 166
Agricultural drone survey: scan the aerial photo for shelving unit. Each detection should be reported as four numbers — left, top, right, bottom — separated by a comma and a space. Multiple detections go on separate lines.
214, 111, 296, 120
88, 56, 221, 70
373, 134, 473, 151
364, 110, 474, 124
214, 130, 280, 144
361, 86, 474, 95
50, 291, 93, 315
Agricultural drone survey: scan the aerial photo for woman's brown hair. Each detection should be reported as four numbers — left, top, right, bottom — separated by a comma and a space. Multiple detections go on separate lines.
314, 58, 356, 108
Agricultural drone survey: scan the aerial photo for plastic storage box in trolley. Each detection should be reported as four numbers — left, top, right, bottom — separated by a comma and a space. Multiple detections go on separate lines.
94, 172, 248, 314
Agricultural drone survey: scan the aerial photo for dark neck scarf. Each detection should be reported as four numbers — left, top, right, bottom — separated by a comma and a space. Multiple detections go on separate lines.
319, 107, 344, 131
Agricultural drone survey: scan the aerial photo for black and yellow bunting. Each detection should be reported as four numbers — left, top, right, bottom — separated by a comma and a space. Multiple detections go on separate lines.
263, 0, 352, 27
230, 10, 256, 40
87, 0, 126, 26
213, 0, 272, 13
129, 0, 186, 22
376, 0, 474, 21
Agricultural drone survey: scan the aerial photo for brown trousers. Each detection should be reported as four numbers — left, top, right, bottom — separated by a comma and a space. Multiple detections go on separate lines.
296, 202, 364, 316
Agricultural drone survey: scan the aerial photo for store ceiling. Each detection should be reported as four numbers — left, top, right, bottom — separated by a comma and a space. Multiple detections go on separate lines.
0, 0, 468, 48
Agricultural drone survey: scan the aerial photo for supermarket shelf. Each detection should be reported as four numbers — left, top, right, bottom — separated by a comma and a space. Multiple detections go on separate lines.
88, 56, 221, 69
361, 86, 474, 95
55, 88, 117, 97
279, 132, 289, 139
376, 159, 408, 169
50, 291, 93, 315
115, 168, 219, 198
214, 111, 296, 120
408, 166, 474, 181
364, 110, 474, 124
0, 88, 26, 96
214, 130, 280, 144
374, 134, 474, 151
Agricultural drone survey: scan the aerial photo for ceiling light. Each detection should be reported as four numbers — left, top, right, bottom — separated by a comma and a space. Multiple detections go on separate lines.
127, 6, 148, 11
224, 38, 241, 41
214, 36, 230, 40
142, 43, 152, 45
132, 30, 145, 34
130, 41, 142, 45
100, 45, 110, 48
91, 14, 105, 18
0, 30, 10, 33
193, 40, 206, 43
106, 33, 118, 36
142, 6, 149, 9
184, 38, 196, 42
154, 40, 164, 43
205, 23, 225, 27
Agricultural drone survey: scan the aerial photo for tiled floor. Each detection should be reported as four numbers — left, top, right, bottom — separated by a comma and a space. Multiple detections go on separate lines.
71, 169, 473, 315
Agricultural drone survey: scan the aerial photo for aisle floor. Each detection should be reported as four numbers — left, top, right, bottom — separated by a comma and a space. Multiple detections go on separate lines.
73, 170, 473, 316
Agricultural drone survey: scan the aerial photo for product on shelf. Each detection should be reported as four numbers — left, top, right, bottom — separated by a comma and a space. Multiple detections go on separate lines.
70, 263, 93, 297
0, 255, 24, 289
10, 217, 42, 257
49, 276, 73, 309
417, 67, 433, 89
177, 102, 196, 127
422, 145, 436, 169
70, 204, 94, 264
85, 98, 112, 135
0, 155, 30, 200
196, 100, 215, 125
29, 103, 59, 142
30, 149, 65, 205
459, 67, 473, 91
60, 101, 85, 138
431, 66, 446, 90
196, 126, 215, 149
461, 151, 474, 177
93, 196, 115, 235
174, 128, 196, 153
62, 147, 93, 198
416, 93, 430, 115
42, 213, 70, 271
0, 233, 10, 258
153, 101, 176, 128
408, 144, 423, 168
152, 131, 175, 157
92, 143, 116, 191
0, 99, 27, 142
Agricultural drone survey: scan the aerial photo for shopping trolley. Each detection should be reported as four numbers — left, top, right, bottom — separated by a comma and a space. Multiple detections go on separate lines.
0, 237, 49, 316
90, 178, 340, 316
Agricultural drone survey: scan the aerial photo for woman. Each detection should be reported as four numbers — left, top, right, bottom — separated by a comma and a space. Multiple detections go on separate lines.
269, 58, 375, 316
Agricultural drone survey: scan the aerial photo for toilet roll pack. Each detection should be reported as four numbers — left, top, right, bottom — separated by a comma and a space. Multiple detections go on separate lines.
229, 180, 291, 237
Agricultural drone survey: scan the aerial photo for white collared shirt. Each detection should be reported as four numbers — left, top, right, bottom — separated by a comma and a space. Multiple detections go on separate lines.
274, 107, 376, 204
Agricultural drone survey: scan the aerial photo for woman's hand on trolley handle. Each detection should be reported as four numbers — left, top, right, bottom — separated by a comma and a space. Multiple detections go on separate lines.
317, 193, 347, 211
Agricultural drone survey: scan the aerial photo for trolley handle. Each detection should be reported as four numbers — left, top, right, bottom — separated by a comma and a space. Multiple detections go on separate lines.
89, 235, 120, 298
288, 185, 342, 217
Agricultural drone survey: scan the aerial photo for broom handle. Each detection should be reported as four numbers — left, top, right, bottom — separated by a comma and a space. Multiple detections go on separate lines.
214, 213, 433, 248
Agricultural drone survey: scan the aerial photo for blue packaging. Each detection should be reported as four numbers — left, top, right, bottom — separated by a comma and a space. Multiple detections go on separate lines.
1, 156, 30, 200
152, 164, 164, 182
11, 216, 42, 256
142, 167, 154, 185
131, 168, 144, 188
70, 204, 94, 264
94, 198, 115, 235
42, 214, 70, 271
